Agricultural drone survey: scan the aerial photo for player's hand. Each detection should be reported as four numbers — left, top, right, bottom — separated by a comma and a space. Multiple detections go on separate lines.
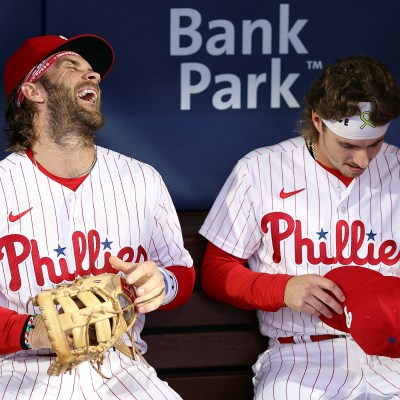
30, 314, 53, 350
283, 274, 345, 318
109, 256, 166, 313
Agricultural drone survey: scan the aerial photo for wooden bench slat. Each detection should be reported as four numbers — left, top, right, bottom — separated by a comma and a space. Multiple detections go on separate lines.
144, 290, 259, 329
159, 372, 254, 400
142, 330, 266, 369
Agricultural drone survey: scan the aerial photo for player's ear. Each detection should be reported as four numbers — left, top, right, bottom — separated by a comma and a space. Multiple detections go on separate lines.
20, 82, 45, 105
311, 111, 324, 134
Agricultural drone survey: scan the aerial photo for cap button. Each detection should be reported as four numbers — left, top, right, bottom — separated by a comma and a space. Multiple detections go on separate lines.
388, 337, 396, 344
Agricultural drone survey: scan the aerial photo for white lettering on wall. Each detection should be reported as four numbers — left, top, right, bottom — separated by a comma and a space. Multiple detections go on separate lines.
171, 4, 308, 110
181, 59, 300, 110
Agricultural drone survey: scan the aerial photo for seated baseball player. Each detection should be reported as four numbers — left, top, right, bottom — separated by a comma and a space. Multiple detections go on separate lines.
199, 55, 400, 399
0, 34, 195, 399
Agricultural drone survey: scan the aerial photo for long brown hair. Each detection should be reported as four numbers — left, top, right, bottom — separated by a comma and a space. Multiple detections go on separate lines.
297, 55, 400, 142
4, 86, 38, 153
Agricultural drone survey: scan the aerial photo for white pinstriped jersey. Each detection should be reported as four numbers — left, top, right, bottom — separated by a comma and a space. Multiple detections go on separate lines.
200, 136, 400, 339
0, 145, 192, 399
200, 136, 400, 398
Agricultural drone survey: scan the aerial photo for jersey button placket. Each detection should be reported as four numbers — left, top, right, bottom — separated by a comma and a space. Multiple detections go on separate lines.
72, 190, 83, 226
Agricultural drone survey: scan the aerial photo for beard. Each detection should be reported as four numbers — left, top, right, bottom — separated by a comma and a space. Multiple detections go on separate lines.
40, 76, 105, 147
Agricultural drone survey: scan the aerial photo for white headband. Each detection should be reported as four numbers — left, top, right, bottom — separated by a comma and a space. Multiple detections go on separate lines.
321, 102, 389, 140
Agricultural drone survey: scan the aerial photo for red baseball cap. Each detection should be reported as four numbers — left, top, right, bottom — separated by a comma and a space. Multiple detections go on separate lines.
320, 266, 400, 358
4, 34, 114, 97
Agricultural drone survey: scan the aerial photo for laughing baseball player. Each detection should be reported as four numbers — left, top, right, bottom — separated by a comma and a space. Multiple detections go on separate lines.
0, 34, 194, 399
200, 55, 400, 399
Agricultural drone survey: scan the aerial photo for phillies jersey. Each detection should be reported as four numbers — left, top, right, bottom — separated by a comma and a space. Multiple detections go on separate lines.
0, 145, 193, 354
200, 136, 400, 340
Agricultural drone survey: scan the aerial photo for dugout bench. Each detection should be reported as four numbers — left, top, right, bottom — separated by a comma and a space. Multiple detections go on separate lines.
141, 211, 266, 400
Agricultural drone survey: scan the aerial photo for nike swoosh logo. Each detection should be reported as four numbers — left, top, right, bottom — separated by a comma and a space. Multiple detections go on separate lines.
280, 188, 305, 199
9, 207, 33, 222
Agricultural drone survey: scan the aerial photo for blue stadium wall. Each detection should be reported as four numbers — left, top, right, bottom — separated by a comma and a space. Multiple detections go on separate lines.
1, 0, 399, 211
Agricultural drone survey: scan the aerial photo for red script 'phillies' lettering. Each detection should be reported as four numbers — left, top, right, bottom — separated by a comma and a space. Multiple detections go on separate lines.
0, 230, 148, 291
261, 212, 400, 266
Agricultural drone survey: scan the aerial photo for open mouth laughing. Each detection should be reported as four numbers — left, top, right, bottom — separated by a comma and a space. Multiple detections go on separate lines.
77, 87, 98, 104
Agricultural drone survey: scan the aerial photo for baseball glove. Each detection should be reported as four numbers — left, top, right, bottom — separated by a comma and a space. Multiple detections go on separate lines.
26, 273, 146, 377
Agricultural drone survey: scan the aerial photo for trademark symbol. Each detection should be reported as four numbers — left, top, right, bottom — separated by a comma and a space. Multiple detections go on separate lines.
306, 60, 323, 70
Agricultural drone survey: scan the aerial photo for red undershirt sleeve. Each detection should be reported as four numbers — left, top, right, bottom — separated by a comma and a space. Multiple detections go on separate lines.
201, 242, 292, 311
0, 307, 31, 354
159, 265, 196, 311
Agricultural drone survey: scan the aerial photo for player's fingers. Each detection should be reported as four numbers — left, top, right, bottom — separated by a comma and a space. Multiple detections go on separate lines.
304, 276, 346, 318
305, 283, 345, 318
124, 261, 160, 287
136, 287, 165, 306
109, 255, 137, 274
301, 283, 343, 318
306, 295, 335, 318
316, 288, 344, 316
319, 278, 346, 312
132, 268, 166, 312
301, 303, 323, 317
109, 256, 156, 287
133, 267, 165, 297
135, 287, 166, 313
284, 274, 345, 317
285, 294, 327, 317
